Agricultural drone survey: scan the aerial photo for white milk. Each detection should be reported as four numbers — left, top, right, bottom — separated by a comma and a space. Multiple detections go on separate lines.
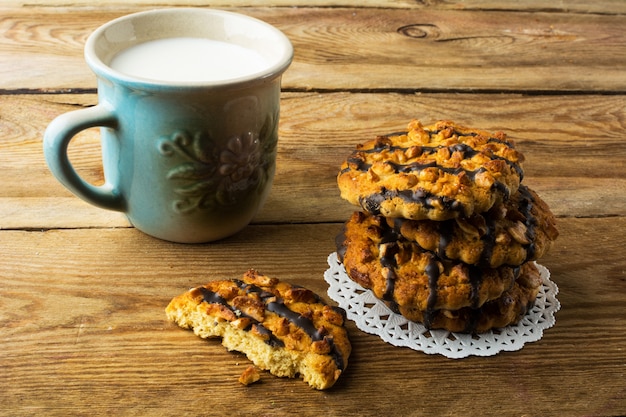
110, 37, 270, 82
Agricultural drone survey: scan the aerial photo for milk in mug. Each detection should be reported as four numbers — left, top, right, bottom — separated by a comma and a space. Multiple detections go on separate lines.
110, 37, 271, 82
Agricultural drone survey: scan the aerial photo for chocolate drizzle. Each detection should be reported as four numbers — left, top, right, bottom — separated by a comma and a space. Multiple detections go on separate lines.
363, 188, 540, 328
342, 128, 524, 211
460, 264, 492, 332
467, 265, 484, 308
517, 185, 538, 260
198, 286, 284, 347
359, 187, 465, 217
338, 214, 494, 330
437, 221, 454, 258
199, 281, 346, 371
479, 184, 538, 265
363, 129, 509, 155
335, 227, 348, 262
267, 301, 323, 341
379, 242, 401, 313
423, 256, 441, 329
388, 184, 541, 268
480, 215, 498, 266
198, 286, 228, 306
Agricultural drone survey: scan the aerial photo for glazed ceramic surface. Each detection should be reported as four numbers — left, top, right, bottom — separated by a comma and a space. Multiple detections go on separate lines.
43, 8, 293, 242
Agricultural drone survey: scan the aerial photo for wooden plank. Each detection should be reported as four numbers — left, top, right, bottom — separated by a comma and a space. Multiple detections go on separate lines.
1, 7, 625, 91
0, 218, 624, 416
1, 3, 624, 416
3, 1, 626, 14
7, 91, 626, 178
1, 92, 625, 229
2, 174, 624, 230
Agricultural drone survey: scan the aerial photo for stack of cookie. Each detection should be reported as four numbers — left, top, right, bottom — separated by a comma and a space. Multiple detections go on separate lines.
335, 120, 558, 333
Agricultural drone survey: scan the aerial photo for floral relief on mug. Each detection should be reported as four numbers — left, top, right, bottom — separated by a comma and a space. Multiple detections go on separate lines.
157, 115, 277, 214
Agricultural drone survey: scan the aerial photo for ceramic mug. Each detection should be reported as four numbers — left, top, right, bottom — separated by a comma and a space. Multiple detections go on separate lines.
43, 8, 293, 243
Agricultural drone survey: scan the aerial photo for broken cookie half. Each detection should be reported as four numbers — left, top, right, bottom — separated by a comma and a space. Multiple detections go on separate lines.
165, 269, 351, 390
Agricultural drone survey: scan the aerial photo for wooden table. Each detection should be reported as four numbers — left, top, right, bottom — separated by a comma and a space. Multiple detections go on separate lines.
1, 1, 625, 416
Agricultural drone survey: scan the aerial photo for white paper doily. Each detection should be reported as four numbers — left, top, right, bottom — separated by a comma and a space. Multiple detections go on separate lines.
324, 252, 560, 358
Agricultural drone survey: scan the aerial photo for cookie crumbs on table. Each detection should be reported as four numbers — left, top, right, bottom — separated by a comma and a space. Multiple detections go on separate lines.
239, 366, 261, 386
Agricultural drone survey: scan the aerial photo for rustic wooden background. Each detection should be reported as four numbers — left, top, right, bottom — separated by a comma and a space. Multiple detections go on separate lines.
1, 1, 624, 416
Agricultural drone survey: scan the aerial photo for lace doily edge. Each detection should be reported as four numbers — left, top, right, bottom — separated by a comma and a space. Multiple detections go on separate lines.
324, 252, 560, 359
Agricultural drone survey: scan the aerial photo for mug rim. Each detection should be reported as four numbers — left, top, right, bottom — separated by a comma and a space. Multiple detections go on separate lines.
84, 8, 294, 91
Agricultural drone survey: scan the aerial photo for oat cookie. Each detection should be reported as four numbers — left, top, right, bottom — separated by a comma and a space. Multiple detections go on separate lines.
336, 211, 518, 314
397, 261, 543, 333
389, 185, 559, 268
165, 270, 351, 390
337, 120, 525, 220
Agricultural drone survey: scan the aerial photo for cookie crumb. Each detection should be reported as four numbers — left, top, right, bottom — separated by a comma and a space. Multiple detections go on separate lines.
239, 366, 261, 386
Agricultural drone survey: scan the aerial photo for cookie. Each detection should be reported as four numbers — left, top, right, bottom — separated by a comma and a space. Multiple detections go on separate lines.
336, 211, 518, 313
165, 270, 351, 390
397, 261, 543, 333
337, 120, 525, 221
388, 185, 559, 268
238, 366, 261, 386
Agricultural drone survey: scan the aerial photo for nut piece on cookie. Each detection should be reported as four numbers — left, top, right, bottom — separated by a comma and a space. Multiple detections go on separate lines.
165, 270, 351, 390
337, 211, 517, 314
336, 211, 544, 333
389, 185, 559, 268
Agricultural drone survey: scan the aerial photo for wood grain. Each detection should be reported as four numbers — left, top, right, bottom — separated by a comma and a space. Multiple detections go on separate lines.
1, 2, 625, 416
1, 7, 625, 91
4, 0, 626, 13
1, 218, 624, 417
1, 92, 624, 230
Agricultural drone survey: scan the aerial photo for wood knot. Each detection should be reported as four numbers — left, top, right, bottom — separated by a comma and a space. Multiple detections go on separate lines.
397, 23, 441, 39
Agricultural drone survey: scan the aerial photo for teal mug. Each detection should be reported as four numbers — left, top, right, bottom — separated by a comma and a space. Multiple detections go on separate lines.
44, 9, 293, 243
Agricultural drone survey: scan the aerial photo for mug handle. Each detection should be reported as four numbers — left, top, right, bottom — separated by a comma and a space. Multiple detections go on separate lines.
43, 104, 125, 212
